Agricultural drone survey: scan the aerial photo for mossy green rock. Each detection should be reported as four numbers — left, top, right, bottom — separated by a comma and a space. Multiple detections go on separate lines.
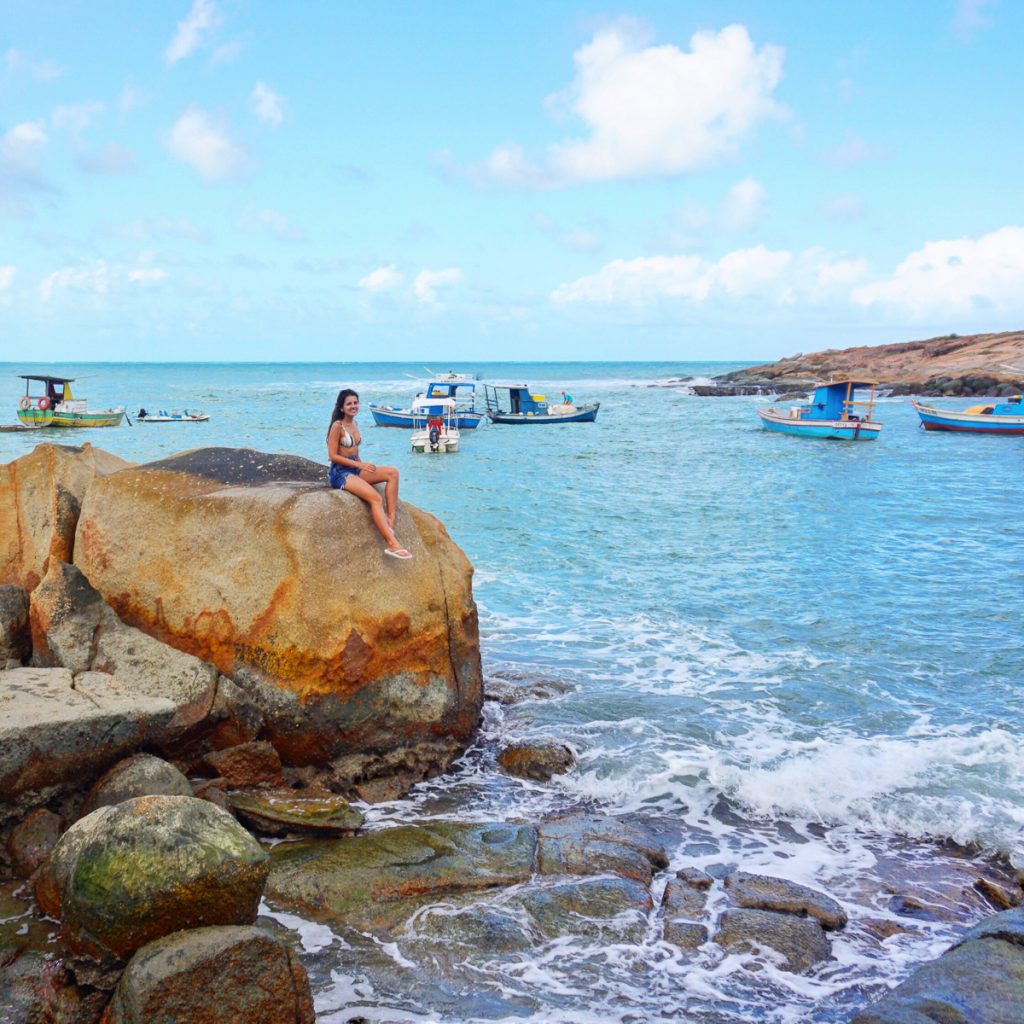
266, 821, 537, 933
42, 795, 269, 963
229, 789, 363, 836
516, 876, 652, 942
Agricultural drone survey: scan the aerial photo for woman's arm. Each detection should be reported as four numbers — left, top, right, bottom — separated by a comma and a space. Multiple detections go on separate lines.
327, 421, 363, 467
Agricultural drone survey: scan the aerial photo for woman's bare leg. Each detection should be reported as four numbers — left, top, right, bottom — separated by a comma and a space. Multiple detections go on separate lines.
360, 466, 399, 528
343, 475, 407, 552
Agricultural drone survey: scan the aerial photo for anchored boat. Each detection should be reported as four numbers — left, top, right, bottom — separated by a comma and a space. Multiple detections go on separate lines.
370, 372, 485, 429
137, 408, 210, 422
410, 397, 460, 453
483, 384, 600, 424
757, 379, 882, 440
912, 395, 1024, 434
16, 375, 125, 429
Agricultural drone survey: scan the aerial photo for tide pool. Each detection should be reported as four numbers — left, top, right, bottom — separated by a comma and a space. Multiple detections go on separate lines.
2, 361, 1021, 1022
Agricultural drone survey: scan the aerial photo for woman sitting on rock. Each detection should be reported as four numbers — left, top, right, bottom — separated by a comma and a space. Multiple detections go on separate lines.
327, 389, 411, 559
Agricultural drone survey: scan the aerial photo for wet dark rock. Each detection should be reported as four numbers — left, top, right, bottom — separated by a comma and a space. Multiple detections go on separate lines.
714, 907, 831, 973
101, 925, 315, 1024
37, 795, 269, 974
662, 874, 711, 920
664, 919, 708, 950
229, 788, 363, 836
406, 906, 534, 956
203, 741, 283, 788
850, 906, 1024, 1023
536, 813, 668, 885
497, 739, 576, 782
7, 807, 63, 878
79, 753, 193, 818
0, 948, 107, 1024
0, 584, 30, 664
974, 874, 1023, 910
516, 876, 652, 943
483, 676, 572, 705
724, 870, 847, 930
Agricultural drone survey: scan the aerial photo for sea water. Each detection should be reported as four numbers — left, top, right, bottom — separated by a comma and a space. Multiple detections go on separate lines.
3, 361, 1022, 1022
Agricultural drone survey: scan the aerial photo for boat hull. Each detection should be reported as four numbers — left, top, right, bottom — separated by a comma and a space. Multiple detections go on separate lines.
757, 407, 881, 440
16, 409, 55, 428
48, 409, 126, 428
487, 403, 600, 424
370, 404, 484, 429
912, 401, 1024, 434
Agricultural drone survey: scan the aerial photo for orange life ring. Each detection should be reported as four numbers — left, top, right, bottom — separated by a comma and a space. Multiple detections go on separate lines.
37, 396, 50, 411
18, 396, 31, 410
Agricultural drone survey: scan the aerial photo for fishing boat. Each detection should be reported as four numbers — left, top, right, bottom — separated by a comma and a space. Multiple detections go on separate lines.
756, 379, 882, 440
370, 372, 486, 429
137, 408, 210, 422
16, 375, 125, 429
483, 384, 600, 424
410, 397, 460, 453
911, 395, 1024, 434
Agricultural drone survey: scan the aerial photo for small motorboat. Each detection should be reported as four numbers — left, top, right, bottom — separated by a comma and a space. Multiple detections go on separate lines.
411, 398, 460, 453
912, 395, 1024, 434
483, 384, 599, 424
137, 408, 210, 423
757, 379, 882, 440
370, 372, 485, 429
16, 375, 124, 428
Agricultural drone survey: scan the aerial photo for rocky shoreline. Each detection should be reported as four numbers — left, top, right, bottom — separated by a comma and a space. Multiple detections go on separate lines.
688, 330, 1024, 397
2, 442, 1022, 1023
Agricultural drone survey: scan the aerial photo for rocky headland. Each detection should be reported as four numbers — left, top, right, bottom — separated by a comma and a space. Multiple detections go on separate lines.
1, 442, 1022, 1024
693, 329, 1024, 396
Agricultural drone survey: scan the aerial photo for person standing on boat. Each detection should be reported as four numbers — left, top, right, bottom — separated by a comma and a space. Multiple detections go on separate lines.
327, 389, 412, 559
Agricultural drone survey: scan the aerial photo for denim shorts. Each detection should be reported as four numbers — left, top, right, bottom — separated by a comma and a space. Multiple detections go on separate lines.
329, 463, 362, 489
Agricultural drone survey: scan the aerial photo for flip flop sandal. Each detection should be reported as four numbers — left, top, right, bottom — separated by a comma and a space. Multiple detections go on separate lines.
384, 548, 413, 560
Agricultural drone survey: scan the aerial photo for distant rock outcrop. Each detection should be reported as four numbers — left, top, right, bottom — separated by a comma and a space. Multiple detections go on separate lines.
709, 330, 1024, 396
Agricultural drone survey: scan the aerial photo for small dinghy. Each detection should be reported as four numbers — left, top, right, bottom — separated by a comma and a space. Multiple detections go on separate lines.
137, 408, 210, 423
411, 398, 460, 453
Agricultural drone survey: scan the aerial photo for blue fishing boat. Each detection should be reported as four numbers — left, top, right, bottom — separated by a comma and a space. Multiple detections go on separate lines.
369, 372, 485, 429
757, 379, 882, 440
483, 384, 599, 424
912, 395, 1024, 434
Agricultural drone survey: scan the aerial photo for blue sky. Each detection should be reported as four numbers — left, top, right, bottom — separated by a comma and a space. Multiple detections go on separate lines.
2, 0, 1023, 361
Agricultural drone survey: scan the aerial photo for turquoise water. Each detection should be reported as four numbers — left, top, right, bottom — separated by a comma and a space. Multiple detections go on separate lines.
3, 362, 1022, 1021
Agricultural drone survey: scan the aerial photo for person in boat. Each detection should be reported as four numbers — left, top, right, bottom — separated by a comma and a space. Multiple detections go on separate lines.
327, 389, 411, 559
561, 390, 573, 406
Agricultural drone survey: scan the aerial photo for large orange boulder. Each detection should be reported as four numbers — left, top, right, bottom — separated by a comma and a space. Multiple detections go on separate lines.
74, 448, 482, 775
0, 443, 132, 592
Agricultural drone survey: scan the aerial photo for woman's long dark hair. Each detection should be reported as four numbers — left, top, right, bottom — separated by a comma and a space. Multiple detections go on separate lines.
328, 388, 359, 439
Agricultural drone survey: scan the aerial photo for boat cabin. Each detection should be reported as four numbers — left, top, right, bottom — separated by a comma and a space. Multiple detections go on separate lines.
483, 384, 549, 415
423, 377, 478, 406
20, 374, 77, 408
794, 379, 878, 422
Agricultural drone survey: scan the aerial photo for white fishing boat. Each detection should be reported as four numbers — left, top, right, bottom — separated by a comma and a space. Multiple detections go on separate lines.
137, 408, 210, 423
410, 397, 460, 453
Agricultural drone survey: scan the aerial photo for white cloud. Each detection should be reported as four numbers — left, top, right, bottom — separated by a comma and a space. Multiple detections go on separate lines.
822, 133, 886, 167
250, 82, 285, 126
164, 0, 220, 66
467, 24, 784, 186
4, 48, 62, 81
164, 107, 246, 181
40, 259, 109, 301
77, 142, 136, 175
51, 101, 105, 133
237, 207, 305, 241
128, 267, 168, 285
953, 0, 997, 39
819, 193, 865, 221
118, 81, 146, 113
0, 266, 15, 290
414, 267, 462, 304
359, 265, 403, 293
553, 244, 867, 306
211, 41, 244, 65
722, 177, 767, 230
852, 226, 1024, 319
0, 121, 48, 168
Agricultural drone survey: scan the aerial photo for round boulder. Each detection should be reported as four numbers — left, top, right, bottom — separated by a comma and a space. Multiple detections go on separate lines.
38, 795, 269, 964
100, 925, 314, 1024
498, 739, 576, 782
79, 753, 193, 817
73, 448, 482, 776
